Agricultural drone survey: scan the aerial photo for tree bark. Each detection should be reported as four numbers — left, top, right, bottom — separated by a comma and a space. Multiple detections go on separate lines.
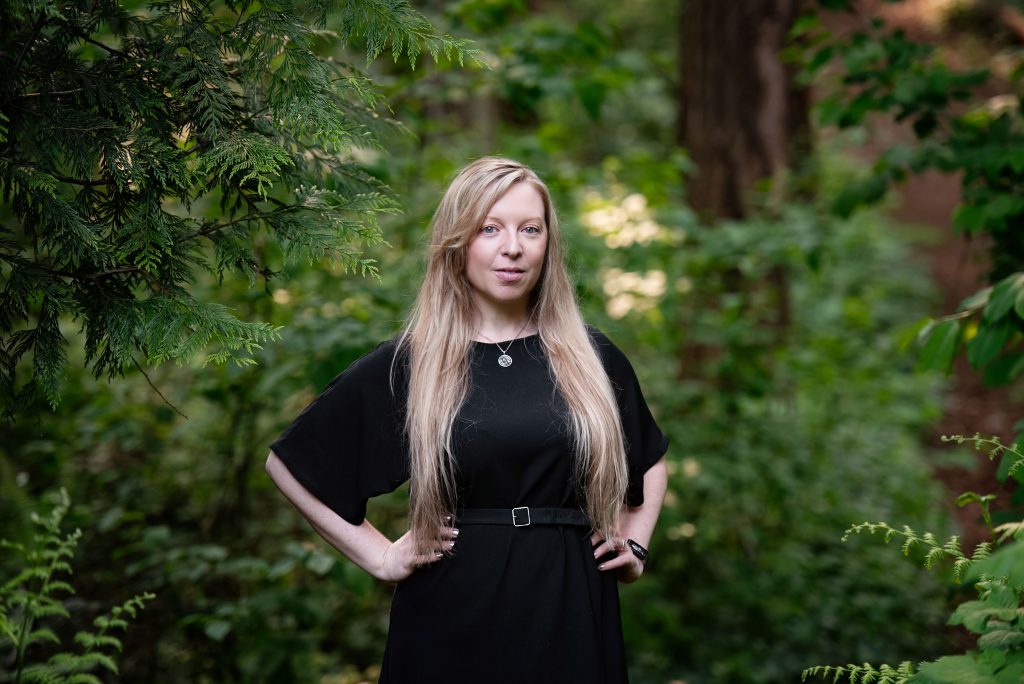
678, 0, 810, 221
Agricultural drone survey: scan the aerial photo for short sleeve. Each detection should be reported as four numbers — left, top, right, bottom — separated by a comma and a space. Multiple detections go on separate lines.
590, 329, 669, 507
269, 340, 410, 525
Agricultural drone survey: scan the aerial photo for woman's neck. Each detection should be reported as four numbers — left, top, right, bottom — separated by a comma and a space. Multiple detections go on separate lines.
472, 306, 537, 342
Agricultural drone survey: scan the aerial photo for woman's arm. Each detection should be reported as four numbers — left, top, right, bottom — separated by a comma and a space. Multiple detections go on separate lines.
266, 450, 454, 582
592, 455, 668, 583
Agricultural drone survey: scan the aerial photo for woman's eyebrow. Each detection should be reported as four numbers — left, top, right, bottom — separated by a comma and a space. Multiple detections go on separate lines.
483, 215, 545, 223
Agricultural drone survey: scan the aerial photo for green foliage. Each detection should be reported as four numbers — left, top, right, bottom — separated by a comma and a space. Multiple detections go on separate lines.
0, 488, 154, 684
0, 0, 479, 418
0, 2, 966, 682
804, 435, 1024, 684
801, 1, 1024, 391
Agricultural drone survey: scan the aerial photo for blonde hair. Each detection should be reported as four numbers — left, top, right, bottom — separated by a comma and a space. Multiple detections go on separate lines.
397, 157, 627, 554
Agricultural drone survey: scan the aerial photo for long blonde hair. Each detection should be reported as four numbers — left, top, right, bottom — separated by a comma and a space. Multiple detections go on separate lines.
397, 157, 627, 553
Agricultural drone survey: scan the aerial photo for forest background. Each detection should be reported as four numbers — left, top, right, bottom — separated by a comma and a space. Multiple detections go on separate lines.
4, 0, 1024, 682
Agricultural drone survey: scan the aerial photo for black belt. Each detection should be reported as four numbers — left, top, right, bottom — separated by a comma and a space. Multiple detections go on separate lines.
456, 507, 590, 528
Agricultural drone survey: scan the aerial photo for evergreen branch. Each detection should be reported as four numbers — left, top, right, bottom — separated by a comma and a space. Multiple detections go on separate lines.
12, 12, 48, 78
0, 0, 475, 416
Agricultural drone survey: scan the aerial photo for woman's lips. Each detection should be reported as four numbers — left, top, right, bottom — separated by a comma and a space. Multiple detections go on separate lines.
494, 269, 525, 283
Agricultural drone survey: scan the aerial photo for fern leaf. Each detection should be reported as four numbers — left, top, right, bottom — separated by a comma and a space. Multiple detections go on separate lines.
25, 627, 61, 646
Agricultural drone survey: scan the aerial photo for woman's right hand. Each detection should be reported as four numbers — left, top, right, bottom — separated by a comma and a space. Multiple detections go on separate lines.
376, 525, 458, 582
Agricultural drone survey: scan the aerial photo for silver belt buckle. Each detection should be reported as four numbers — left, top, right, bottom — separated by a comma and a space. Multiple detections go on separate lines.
512, 506, 531, 527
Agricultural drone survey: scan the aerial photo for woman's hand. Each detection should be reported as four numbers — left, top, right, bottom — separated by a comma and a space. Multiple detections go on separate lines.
377, 525, 459, 582
591, 534, 644, 584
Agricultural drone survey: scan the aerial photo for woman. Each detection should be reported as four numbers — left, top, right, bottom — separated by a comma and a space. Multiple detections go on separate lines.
266, 157, 669, 683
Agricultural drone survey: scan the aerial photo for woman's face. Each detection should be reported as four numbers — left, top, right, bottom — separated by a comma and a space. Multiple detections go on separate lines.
465, 182, 548, 317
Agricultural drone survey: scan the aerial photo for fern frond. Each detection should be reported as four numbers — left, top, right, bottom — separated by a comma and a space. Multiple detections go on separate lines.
842, 521, 988, 582
802, 662, 914, 684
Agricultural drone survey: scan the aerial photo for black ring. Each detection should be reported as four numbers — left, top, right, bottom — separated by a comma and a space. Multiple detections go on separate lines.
626, 538, 648, 563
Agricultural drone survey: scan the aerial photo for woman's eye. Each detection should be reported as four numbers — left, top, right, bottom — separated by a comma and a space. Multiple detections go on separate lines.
523, 225, 540, 234
481, 225, 498, 234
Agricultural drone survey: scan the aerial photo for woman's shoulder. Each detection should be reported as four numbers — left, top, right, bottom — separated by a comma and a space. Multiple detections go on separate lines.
585, 325, 633, 375
326, 336, 407, 389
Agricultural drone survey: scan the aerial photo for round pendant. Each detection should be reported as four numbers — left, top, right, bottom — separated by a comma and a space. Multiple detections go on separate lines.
497, 354, 512, 368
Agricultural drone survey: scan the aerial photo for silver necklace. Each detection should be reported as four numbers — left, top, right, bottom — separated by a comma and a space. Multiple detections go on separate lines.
477, 319, 532, 368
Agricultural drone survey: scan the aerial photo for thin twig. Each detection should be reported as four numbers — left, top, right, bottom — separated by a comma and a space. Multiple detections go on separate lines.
84, 265, 143, 279
78, 34, 131, 59
133, 357, 188, 419
181, 211, 276, 242
19, 89, 84, 98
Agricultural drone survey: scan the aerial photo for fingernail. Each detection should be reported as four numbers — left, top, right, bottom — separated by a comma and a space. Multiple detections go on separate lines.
598, 563, 605, 570
453, 529, 460, 537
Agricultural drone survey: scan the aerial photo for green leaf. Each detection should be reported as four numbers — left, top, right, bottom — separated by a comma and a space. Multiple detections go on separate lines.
1012, 286, 1024, 320
204, 619, 232, 642
961, 287, 992, 312
984, 274, 1024, 322
953, 203, 986, 234
966, 543, 1024, 585
914, 655, 999, 683
305, 550, 336, 575
977, 630, 1024, 650
966, 319, 1015, 369
918, 318, 962, 373
832, 174, 888, 217
981, 353, 1024, 387
949, 598, 1018, 633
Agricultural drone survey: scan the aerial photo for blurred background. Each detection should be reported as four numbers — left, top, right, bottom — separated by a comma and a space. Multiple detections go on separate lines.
4, 0, 1024, 682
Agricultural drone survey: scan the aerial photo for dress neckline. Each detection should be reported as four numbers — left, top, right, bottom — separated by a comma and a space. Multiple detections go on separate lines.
471, 332, 540, 346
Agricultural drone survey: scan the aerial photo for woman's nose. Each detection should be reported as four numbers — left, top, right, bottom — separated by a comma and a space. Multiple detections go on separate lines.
501, 230, 522, 257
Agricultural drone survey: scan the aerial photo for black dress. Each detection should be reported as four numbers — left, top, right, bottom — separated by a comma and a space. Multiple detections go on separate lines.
270, 329, 668, 684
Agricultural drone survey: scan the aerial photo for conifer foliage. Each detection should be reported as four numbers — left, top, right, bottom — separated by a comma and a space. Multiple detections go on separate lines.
0, 0, 475, 419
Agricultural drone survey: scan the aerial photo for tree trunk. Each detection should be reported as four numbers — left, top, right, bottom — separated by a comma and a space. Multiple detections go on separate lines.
678, 0, 810, 221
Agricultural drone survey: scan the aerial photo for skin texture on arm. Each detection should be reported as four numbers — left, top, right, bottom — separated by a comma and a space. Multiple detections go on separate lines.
591, 456, 669, 583
266, 450, 455, 582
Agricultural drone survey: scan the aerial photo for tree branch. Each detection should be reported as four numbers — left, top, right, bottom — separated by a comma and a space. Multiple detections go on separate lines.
54, 174, 109, 187
12, 13, 48, 79
181, 211, 279, 243
84, 266, 143, 279
77, 34, 131, 59
19, 89, 84, 98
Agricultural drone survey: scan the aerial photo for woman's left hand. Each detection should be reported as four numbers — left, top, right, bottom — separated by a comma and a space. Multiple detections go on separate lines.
591, 534, 644, 583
